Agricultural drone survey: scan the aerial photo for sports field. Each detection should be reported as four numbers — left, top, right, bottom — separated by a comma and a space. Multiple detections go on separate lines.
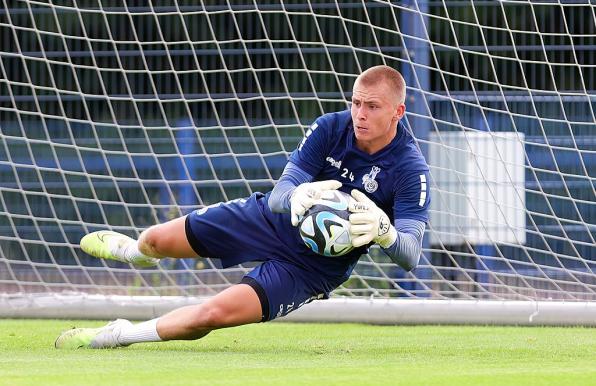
1, 320, 595, 385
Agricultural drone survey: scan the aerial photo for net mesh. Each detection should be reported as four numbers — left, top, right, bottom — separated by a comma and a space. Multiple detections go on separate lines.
0, 1, 594, 304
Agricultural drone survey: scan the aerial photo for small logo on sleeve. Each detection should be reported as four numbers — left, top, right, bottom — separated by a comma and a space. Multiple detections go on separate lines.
362, 166, 381, 193
326, 156, 342, 169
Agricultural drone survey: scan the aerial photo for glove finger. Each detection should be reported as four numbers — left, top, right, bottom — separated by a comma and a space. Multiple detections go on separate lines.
291, 212, 299, 227
351, 189, 372, 204
352, 234, 372, 248
348, 201, 370, 213
350, 224, 374, 235
349, 213, 373, 224
290, 201, 302, 226
304, 187, 318, 199
291, 199, 309, 225
293, 207, 306, 219
299, 197, 315, 212
313, 180, 342, 191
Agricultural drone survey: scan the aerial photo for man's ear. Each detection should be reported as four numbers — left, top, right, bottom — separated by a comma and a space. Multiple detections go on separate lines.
394, 104, 406, 121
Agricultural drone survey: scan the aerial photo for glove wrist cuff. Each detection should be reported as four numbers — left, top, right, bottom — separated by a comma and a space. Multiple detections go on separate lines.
377, 226, 397, 249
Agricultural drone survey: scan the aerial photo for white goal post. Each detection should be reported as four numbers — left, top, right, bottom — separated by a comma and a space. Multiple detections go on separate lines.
0, 1, 594, 325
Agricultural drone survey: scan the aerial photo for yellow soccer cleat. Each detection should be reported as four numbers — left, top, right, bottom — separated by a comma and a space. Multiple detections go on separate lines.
80, 231, 159, 268
55, 319, 133, 349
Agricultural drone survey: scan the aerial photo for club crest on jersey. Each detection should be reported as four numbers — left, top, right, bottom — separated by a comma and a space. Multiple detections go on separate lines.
362, 166, 381, 193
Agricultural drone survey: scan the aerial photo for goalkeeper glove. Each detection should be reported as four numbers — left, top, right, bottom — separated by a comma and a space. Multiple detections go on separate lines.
290, 180, 342, 226
348, 189, 397, 248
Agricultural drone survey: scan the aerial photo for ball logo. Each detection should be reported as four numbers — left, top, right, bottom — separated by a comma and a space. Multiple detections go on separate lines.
298, 190, 354, 257
362, 166, 381, 193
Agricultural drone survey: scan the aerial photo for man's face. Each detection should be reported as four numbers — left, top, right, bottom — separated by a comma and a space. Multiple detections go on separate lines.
351, 80, 405, 153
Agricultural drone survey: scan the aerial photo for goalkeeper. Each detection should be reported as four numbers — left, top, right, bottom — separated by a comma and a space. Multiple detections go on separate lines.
55, 65, 430, 349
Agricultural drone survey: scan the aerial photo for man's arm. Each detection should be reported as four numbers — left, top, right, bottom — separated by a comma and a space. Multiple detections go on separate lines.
269, 162, 341, 226
381, 218, 425, 272
349, 190, 426, 272
268, 162, 313, 213
271, 113, 339, 218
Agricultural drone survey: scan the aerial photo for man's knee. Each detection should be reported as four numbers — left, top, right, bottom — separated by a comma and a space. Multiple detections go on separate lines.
193, 289, 261, 329
138, 225, 164, 257
137, 216, 197, 259
194, 303, 233, 329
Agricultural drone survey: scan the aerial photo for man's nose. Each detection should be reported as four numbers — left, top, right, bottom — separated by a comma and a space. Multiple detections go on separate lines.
356, 107, 366, 120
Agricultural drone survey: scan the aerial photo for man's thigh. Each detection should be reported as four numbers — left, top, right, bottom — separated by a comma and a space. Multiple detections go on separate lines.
139, 216, 197, 258
185, 193, 283, 267
156, 283, 263, 340
241, 260, 332, 322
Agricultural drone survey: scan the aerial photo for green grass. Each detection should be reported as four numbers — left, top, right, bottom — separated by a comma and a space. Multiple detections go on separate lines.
1, 320, 595, 386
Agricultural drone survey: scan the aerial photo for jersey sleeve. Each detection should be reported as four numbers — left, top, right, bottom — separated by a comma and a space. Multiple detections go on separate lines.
288, 116, 332, 176
393, 170, 431, 223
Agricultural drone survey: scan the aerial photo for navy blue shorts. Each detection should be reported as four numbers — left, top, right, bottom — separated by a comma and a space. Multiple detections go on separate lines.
185, 193, 347, 321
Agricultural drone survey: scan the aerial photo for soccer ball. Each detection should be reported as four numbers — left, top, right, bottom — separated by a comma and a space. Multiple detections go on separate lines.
298, 190, 354, 257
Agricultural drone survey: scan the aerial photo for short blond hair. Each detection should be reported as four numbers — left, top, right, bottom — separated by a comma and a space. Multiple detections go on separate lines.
354, 65, 406, 105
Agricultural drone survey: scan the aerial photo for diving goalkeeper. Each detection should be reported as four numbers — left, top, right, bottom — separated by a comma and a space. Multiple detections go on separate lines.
55, 65, 430, 349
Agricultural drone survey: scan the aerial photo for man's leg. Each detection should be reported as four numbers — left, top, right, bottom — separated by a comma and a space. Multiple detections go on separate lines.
155, 283, 262, 340
137, 216, 196, 258
55, 283, 262, 349
80, 216, 197, 266
60, 194, 273, 349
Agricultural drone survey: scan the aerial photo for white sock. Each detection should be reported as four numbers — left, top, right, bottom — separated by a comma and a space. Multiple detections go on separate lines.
117, 318, 162, 346
122, 240, 146, 261
110, 239, 147, 262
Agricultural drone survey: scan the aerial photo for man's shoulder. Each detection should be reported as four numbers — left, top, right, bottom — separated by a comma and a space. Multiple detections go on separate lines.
315, 110, 352, 130
385, 125, 429, 172
401, 142, 430, 171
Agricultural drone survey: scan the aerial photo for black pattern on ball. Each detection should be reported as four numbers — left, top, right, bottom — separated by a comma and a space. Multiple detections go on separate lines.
298, 190, 354, 257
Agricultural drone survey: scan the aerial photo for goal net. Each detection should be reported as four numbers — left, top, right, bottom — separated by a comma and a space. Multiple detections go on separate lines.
1, 1, 594, 324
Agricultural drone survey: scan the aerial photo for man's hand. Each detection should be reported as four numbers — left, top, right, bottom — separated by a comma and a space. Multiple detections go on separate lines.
290, 180, 342, 226
348, 189, 397, 248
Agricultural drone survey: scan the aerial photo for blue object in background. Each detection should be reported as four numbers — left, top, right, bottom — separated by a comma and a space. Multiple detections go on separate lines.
398, 0, 432, 297
158, 120, 199, 283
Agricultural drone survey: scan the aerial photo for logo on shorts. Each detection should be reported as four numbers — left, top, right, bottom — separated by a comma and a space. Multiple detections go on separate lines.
362, 166, 381, 193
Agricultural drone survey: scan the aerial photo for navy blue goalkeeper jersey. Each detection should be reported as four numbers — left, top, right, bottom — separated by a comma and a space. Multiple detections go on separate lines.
185, 110, 431, 318
261, 109, 430, 269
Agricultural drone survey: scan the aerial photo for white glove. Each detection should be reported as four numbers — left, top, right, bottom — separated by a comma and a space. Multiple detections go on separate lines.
290, 180, 342, 226
348, 189, 397, 248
